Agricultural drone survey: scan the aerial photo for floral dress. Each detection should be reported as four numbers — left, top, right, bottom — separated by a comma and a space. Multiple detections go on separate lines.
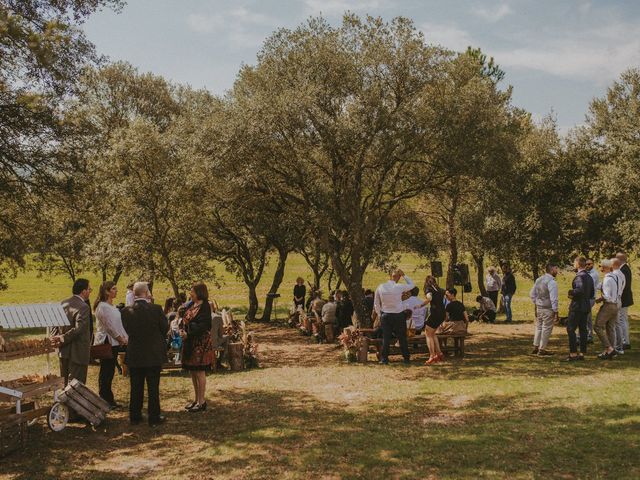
181, 301, 213, 371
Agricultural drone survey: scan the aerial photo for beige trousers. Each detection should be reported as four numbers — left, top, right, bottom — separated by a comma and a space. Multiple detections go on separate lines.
533, 308, 555, 350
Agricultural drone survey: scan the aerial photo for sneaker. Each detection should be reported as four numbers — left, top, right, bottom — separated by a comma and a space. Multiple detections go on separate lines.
609, 350, 619, 358
537, 349, 554, 356
615, 349, 624, 355
531, 347, 539, 355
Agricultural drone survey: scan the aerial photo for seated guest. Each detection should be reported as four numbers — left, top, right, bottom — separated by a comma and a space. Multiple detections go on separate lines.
438, 288, 469, 335
474, 295, 497, 323
94, 281, 128, 408
317, 295, 337, 343
121, 282, 168, 426
211, 309, 230, 368
311, 291, 325, 320
337, 290, 354, 331
180, 282, 213, 412
403, 287, 427, 333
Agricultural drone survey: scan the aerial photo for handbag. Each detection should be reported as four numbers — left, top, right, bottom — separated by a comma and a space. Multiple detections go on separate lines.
90, 338, 113, 361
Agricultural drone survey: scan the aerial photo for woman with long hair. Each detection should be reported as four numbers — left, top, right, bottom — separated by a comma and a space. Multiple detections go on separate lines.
421, 275, 446, 365
180, 282, 213, 412
93, 281, 128, 407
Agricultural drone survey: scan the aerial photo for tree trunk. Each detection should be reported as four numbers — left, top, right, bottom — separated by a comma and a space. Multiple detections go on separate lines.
532, 264, 540, 280
112, 264, 123, 284
445, 215, 458, 290
345, 264, 367, 328
169, 279, 180, 298
246, 283, 259, 322
260, 248, 288, 322
101, 266, 107, 283
473, 253, 487, 296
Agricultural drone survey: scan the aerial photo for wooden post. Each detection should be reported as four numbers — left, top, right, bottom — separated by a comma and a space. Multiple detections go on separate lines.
229, 342, 244, 371
357, 336, 369, 363
324, 323, 335, 343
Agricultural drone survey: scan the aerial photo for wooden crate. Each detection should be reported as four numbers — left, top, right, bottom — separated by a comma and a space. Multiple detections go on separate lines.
57, 379, 110, 427
0, 413, 27, 457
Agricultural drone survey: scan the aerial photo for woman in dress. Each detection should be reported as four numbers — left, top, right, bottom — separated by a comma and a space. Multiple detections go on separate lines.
421, 275, 446, 365
293, 277, 306, 310
93, 281, 128, 408
180, 282, 213, 412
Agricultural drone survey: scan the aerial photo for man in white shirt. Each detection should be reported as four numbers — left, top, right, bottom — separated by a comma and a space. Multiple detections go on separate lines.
319, 295, 337, 343
402, 287, 426, 332
529, 263, 559, 356
485, 267, 502, 308
594, 259, 620, 359
374, 269, 414, 364
611, 258, 626, 354
125, 282, 135, 307
585, 259, 600, 343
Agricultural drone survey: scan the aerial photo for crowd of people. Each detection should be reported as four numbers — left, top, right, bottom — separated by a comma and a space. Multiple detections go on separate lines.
51, 279, 227, 426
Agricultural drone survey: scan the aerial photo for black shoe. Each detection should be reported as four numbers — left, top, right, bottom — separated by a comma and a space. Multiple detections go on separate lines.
188, 402, 207, 413
624, 344, 631, 350
597, 352, 611, 360
609, 349, 619, 357
531, 347, 539, 355
149, 415, 166, 426
184, 401, 197, 410
537, 349, 554, 356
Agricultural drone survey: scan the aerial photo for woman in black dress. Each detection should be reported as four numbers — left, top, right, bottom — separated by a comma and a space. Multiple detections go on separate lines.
181, 282, 212, 412
422, 275, 446, 365
293, 277, 306, 310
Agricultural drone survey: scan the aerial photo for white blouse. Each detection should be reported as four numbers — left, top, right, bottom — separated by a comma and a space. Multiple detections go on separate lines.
94, 301, 128, 346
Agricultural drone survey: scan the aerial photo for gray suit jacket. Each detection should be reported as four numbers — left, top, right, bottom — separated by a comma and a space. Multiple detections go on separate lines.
55, 295, 92, 365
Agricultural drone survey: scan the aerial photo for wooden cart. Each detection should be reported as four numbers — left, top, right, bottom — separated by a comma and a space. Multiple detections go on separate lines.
0, 303, 71, 453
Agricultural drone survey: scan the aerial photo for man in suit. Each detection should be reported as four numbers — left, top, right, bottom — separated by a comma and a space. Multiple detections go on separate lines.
51, 279, 92, 385
121, 282, 169, 426
616, 252, 633, 351
566, 257, 595, 361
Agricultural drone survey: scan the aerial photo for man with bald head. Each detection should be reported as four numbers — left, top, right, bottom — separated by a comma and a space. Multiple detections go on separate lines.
616, 252, 633, 351
374, 269, 415, 364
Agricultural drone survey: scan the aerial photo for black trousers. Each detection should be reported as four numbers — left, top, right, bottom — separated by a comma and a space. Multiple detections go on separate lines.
487, 291, 499, 309
129, 366, 161, 423
98, 346, 120, 405
567, 311, 589, 354
381, 312, 409, 362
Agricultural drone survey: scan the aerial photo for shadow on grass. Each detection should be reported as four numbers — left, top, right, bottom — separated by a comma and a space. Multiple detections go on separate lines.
2, 388, 639, 479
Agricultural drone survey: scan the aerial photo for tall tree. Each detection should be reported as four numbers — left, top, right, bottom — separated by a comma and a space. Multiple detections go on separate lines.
226, 15, 447, 322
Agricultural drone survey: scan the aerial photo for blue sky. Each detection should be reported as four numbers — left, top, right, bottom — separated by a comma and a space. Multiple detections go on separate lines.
84, 0, 640, 133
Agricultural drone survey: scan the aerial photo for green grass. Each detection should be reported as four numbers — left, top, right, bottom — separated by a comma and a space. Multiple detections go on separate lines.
1, 258, 639, 479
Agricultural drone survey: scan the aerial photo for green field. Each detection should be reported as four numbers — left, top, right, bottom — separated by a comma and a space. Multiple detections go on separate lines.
1, 257, 639, 479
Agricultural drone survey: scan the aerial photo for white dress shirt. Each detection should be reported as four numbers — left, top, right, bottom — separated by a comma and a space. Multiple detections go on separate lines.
94, 301, 128, 346
485, 273, 502, 292
402, 295, 426, 329
529, 273, 559, 312
374, 276, 415, 315
125, 289, 135, 306
601, 273, 620, 304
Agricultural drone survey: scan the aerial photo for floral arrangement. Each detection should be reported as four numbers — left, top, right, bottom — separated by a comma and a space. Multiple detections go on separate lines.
338, 327, 361, 362
221, 309, 258, 368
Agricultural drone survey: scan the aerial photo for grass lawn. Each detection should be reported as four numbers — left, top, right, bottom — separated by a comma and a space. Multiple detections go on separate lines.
1, 258, 639, 479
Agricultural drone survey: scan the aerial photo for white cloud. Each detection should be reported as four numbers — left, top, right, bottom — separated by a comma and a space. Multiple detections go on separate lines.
187, 8, 278, 48
419, 22, 474, 51
304, 0, 391, 16
494, 22, 640, 83
472, 3, 513, 22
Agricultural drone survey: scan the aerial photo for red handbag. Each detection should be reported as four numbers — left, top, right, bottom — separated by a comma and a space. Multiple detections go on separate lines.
90, 339, 113, 361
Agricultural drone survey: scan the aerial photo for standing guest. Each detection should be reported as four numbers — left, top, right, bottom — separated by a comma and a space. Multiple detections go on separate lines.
439, 288, 469, 335
529, 264, 559, 356
51, 279, 92, 386
362, 289, 375, 327
163, 297, 176, 316
501, 264, 517, 323
293, 278, 306, 310
403, 287, 427, 333
422, 276, 446, 365
585, 259, 600, 343
374, 269, 415, 365
474, 295, 497, 323
121, 282, 168, 426
616, 252, 633, 351
611, 258, 627, 354
566, 257, 595, 361
94, 281, 128, 408
594, 259, 620, 360
125, 282, 135, 307
180, 282, 213, 413
485, 267, 502, 308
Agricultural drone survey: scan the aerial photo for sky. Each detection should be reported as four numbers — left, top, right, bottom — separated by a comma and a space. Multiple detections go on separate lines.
83, 0, 640, 134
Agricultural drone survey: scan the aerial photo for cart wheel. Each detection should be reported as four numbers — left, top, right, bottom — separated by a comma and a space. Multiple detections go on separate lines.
47, 402, 69, 432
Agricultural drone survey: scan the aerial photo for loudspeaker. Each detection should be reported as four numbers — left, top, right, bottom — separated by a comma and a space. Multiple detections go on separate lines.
431, 261, 443, 278
453, 263, 470, 286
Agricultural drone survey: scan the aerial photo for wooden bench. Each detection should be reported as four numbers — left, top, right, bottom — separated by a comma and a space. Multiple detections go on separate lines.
354, 329, 469, 362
